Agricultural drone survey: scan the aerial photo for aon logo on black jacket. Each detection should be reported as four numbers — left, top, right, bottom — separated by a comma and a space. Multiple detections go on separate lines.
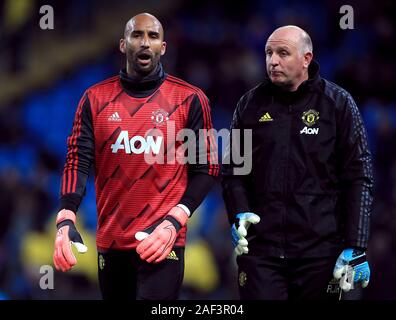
300, 126, 319, 135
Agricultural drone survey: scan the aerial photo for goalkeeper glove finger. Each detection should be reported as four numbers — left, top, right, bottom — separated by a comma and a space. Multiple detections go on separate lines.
333, 248, 370, 292
135, 206, 188, 263
234, 236, 249, 256
231, 212, 260, 256
53, 209, 88, 272
135, 218, 163, 241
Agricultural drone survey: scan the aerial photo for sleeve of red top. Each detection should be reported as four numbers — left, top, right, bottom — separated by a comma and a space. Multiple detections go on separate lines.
59, 92, 94, 213
179, 92, 219, 214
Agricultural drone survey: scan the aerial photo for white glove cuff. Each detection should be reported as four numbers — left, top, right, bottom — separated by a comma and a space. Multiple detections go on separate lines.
176, 204, 191, 217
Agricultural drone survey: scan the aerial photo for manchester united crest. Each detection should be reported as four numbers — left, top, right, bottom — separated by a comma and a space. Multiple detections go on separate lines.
239, 271, 247, 287
99, 254, 105, 270
151, 109, 169, 126
301, 109, 320, 127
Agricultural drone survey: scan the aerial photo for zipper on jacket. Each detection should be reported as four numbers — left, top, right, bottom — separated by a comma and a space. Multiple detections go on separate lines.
280, 105, 293, 259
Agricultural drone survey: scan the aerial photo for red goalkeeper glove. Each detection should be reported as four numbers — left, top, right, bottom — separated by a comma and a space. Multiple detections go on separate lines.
53, 209, 88, 272
135, 206, 189, 263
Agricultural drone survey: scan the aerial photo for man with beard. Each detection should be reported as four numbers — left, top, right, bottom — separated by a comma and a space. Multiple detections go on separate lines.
53, 13, 218, 299
222, 26, 373, 300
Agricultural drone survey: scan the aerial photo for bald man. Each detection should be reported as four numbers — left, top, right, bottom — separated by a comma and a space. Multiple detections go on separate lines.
222, 26, 373, 300
53, 13, 218, 299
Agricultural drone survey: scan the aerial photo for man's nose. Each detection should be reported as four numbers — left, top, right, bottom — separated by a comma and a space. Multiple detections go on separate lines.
140, 34, 150, 47
269, 54, 280, 66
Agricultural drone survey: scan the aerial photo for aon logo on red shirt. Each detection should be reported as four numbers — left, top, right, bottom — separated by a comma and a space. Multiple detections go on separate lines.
111, 130, 163, 154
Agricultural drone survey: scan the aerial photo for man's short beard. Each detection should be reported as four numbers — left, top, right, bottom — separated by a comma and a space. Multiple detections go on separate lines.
127, 52, 160, 76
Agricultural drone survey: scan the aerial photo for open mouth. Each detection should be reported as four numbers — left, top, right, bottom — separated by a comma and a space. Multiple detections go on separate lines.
137, 52, 152, 65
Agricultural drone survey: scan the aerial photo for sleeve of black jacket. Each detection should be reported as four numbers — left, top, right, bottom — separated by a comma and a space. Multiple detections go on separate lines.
59, 92, 95, 213
179, 93, 219, 214
221, 95, 252, 225
337, 94, 374, 250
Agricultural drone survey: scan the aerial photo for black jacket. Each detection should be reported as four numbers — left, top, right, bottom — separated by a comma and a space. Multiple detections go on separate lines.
222, 61, 374, 258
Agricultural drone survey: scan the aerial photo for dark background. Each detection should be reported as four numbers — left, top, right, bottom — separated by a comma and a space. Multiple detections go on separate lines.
0, 0, 395, 299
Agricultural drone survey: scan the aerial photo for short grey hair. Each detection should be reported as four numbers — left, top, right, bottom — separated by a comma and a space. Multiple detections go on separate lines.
299, 30, 313, 55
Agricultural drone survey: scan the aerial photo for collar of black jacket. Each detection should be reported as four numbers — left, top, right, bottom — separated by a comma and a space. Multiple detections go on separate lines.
119, 63, 166, 98
264, 59, 321, 96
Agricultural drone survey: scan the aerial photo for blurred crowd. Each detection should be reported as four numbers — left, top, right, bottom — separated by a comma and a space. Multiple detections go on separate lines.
0, 0, 395, 299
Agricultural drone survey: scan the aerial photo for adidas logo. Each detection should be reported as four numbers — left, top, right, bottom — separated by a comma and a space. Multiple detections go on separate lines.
108, 112, 122, 122
166, 250, 179, 261
259, 112, 273, 122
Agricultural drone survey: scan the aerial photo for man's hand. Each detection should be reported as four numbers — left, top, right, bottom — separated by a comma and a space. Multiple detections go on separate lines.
333, 248, 370, 292
135, 206, 188, 263
53, 209, 88, 272
231, 212, 260, 256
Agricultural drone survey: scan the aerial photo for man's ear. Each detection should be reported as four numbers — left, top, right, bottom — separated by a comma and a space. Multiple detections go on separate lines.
161, 41, 167, 56
303, 51, 313, 69
120, 39, 126, 54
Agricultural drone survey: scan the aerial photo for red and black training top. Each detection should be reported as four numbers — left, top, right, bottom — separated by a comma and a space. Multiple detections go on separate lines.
60, 64, 218, 251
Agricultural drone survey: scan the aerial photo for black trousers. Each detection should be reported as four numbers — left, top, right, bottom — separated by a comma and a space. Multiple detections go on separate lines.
98, 247, 184, 300
237, 254, 341, 300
